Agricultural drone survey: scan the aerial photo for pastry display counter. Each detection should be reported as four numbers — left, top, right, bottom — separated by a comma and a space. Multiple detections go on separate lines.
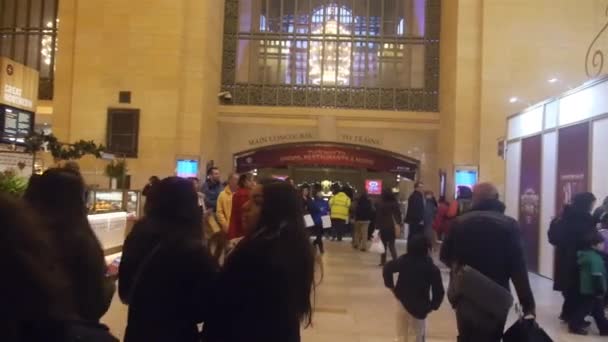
86, 189, 141, 253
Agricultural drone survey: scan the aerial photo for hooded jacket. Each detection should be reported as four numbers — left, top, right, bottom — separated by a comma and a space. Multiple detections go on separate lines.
383, 254, 444, 319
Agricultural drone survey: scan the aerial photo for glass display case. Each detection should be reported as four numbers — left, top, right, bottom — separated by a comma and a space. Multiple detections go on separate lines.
87, 189, 141, 217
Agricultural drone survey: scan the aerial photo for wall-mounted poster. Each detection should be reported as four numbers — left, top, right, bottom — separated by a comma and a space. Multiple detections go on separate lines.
556, 122, 590, 215
519, 135, 542, 272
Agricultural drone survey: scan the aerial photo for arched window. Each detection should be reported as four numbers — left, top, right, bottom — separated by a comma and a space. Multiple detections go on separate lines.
223, 0, 440, 111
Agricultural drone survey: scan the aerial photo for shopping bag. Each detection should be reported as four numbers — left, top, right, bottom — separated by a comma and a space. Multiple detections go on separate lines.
321, 215, 332, 229
503, 319, 553, 342
369, 230, 385, 254
303, 214, 315, 228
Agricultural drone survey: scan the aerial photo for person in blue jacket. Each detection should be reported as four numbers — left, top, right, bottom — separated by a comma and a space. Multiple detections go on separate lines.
310, 183, 329, 254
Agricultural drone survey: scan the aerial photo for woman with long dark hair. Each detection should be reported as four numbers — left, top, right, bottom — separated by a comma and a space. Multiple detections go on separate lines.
119, 177, 218, 342
203, 179, 315, 342
375, 188, 402, 266
549, 192, 597, 326
23, 168, 114, 323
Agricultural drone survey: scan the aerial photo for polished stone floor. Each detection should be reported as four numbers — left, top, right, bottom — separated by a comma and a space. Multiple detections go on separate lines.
102, 240, 607, 341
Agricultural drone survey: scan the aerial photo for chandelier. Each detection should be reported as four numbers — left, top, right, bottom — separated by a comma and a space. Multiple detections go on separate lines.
309, 19, 351, 85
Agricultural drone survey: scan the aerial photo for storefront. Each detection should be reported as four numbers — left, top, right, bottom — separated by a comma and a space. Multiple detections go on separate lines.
505, 75, 608, 278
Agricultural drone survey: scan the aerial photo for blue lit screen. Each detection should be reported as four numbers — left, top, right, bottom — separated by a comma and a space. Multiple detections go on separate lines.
176, 160, 198, 178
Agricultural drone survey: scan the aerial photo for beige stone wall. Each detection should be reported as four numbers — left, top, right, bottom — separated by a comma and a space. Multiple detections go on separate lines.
437, 0, 608, 196
53, 0, 224, 189
51, 0, 608, 194
478, 0, 606, 192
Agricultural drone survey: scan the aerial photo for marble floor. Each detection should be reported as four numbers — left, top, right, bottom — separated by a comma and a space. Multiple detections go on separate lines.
102, 240, 607, 341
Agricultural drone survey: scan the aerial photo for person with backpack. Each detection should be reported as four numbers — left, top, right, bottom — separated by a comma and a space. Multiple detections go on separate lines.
383, 234, 445, 342
440, 183, 535, 342
569, 231, 608, 335
548, 192, 597, 323
119, 177, 218, 342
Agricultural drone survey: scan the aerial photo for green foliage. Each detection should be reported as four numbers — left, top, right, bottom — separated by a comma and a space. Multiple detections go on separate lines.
25, 132, 105, 161
0, 169, 28, 197
105, 160, 127, 179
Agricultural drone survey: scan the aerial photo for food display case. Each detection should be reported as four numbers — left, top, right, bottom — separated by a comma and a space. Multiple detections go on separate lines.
87, 189, 141, 217
86, 189, 141, 253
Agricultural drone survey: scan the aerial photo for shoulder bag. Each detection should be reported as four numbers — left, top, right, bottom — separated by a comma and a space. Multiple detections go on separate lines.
124, 244, 163, 304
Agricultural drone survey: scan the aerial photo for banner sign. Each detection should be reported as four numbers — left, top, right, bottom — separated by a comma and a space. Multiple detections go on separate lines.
519, 135, 542, 272
235, 143, 418, 177
0, 57, 39, 112
556, 122, 590, 215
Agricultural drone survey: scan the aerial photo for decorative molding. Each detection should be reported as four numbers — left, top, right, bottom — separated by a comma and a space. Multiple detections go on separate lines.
586, 4, 608, 78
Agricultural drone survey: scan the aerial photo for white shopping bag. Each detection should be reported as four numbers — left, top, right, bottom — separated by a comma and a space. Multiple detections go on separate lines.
369, 230, 385, 254
303, 214, 315, 228
321, 215, 332, 229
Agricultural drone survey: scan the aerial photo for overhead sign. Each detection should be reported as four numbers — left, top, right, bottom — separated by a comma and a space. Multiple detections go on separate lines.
235, 142, 418, 177
0, 57, 39, 111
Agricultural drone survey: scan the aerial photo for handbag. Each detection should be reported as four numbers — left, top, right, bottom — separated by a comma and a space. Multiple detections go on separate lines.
503, 319, 553, 342
448, 265, 513, 331
393, 215, 402, 238
123, 244, 163, 304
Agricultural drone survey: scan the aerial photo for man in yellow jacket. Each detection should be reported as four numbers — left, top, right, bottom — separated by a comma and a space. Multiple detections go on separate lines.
329, 184, 351, 242
208, 173, 238, 261
216, 173, 239, 232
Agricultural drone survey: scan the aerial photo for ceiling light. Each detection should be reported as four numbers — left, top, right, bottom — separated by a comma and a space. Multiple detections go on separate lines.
548, 78, 559, 83
509, 97, 518, 103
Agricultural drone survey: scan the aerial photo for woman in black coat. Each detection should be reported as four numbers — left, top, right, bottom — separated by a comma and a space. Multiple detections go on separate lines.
24, 168, 114, 323
203, 179, 315, 342
375, 188, 403, 266
119, 177, 218, 342
548, 192, 597, 322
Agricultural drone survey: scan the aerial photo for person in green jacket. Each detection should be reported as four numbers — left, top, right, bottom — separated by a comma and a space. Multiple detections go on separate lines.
569, 231, 608, 335
329, 184, 352, 242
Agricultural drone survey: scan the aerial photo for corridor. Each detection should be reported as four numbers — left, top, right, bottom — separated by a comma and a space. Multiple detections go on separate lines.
102, 241, 606, 341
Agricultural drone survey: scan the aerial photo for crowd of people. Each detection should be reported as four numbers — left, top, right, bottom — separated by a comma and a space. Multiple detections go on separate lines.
5, 162, 608, 341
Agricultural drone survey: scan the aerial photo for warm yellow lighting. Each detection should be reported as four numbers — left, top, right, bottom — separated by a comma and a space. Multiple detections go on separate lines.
309, 20, 351, 85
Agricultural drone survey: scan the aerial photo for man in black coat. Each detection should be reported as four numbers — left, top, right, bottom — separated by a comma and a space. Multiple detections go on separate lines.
440, 182, 535, 342
405, 181, 425, 239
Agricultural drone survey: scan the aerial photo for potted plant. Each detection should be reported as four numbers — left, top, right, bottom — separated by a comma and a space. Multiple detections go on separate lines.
0, 169, 28, 197
105, 160, 128, 189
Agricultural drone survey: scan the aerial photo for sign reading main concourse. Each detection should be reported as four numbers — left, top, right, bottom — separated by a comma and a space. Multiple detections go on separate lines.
0, 57, 39, 112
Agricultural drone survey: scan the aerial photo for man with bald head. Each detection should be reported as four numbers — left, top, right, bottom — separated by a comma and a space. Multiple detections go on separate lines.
440, 182, 535, 342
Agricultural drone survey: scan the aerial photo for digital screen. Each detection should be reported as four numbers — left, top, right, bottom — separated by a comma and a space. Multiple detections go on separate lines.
365, 179, 382, 195
1, 105, 33, 144
455, 170, 478, 197
176, 160, 198, 178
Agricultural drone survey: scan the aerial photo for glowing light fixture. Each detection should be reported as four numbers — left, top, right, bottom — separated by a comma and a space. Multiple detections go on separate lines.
548, 78, 559, 83
309, 6, 352, 85
509, 97, 519, 103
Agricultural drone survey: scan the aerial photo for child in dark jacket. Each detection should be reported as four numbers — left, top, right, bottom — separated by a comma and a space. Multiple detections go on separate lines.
383, 234, 445, 342
569, 232, 608, 335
